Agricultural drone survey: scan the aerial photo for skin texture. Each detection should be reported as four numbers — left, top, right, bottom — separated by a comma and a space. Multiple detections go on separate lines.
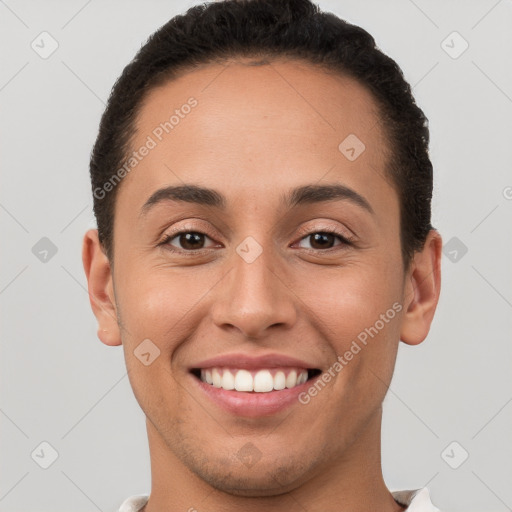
83, 59, 442, 512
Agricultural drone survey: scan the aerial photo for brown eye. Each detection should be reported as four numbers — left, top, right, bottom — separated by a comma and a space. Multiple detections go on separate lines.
164, 231, 216, 251
177, 232, 204, 250
296, 231, 351, 250
310, 233, 335, 249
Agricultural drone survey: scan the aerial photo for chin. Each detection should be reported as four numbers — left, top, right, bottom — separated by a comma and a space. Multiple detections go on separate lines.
196, 469, 303, 497
182, 449, 316, 497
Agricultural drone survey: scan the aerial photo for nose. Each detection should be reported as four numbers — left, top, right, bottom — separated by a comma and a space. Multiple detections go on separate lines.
210, 245, 298, 340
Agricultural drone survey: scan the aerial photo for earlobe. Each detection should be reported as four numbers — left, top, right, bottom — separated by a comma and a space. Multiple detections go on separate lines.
82, 229, 122, 346
399, 229, 442, 346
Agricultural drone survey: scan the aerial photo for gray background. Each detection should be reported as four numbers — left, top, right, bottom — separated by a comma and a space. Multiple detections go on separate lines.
1, 0, 511, 511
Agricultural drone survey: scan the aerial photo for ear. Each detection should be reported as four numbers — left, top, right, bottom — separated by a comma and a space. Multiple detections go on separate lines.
82, 229, 121, 346
400, 229, 442, 346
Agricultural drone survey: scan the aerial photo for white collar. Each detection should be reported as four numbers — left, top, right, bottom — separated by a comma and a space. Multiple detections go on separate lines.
392, 488, 441, 511
119, 487, 440, 512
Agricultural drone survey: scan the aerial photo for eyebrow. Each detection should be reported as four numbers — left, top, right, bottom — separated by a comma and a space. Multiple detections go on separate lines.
285, 183, 374, 214
139, 183, 375, 217
140, 184, 226, 217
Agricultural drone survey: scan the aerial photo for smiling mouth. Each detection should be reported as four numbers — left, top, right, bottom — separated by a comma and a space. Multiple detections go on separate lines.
190, 367, 322, 392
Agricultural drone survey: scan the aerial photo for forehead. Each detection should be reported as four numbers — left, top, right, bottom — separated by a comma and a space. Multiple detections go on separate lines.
119, 59, 394, 218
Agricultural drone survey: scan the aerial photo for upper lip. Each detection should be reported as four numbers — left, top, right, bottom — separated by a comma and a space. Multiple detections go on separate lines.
190, 352, 318, 370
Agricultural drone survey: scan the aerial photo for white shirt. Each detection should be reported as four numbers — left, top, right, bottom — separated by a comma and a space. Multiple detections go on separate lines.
118, 487, 441, 511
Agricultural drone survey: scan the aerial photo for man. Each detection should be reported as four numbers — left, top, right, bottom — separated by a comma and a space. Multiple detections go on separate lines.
82, 0, 443, 510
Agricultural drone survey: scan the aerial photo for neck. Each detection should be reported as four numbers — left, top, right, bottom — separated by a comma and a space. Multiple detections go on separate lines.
141, 407, 405, 512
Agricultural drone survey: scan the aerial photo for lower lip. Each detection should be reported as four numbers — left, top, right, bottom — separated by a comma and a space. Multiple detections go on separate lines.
191, 373, 319, 417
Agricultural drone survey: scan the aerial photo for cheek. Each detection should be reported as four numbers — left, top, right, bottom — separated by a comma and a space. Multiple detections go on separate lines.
299, 260, 403, 399
116, 266, 208, 340
300, 262, 401, 336
117, 269, 207, 411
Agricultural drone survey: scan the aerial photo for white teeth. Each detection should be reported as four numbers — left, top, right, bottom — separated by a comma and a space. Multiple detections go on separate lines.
253, 370, 274, 392
274, 371, 286, 390
234, 369, 253, 391
221, 369, 235, 390
285, 370, 297, 388
212, 368, 222, 388
199, 367, 310, 392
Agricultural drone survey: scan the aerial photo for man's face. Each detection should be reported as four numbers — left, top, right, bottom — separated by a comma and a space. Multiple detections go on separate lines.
103, 60, 411, 493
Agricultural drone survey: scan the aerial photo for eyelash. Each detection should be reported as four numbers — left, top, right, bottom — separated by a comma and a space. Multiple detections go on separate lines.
158, 227, 355, 254
294, 227, 355, 250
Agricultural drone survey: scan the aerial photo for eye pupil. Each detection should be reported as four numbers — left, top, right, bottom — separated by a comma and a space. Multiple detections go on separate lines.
180, 232, 204, 250
310, 232, 335, 249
